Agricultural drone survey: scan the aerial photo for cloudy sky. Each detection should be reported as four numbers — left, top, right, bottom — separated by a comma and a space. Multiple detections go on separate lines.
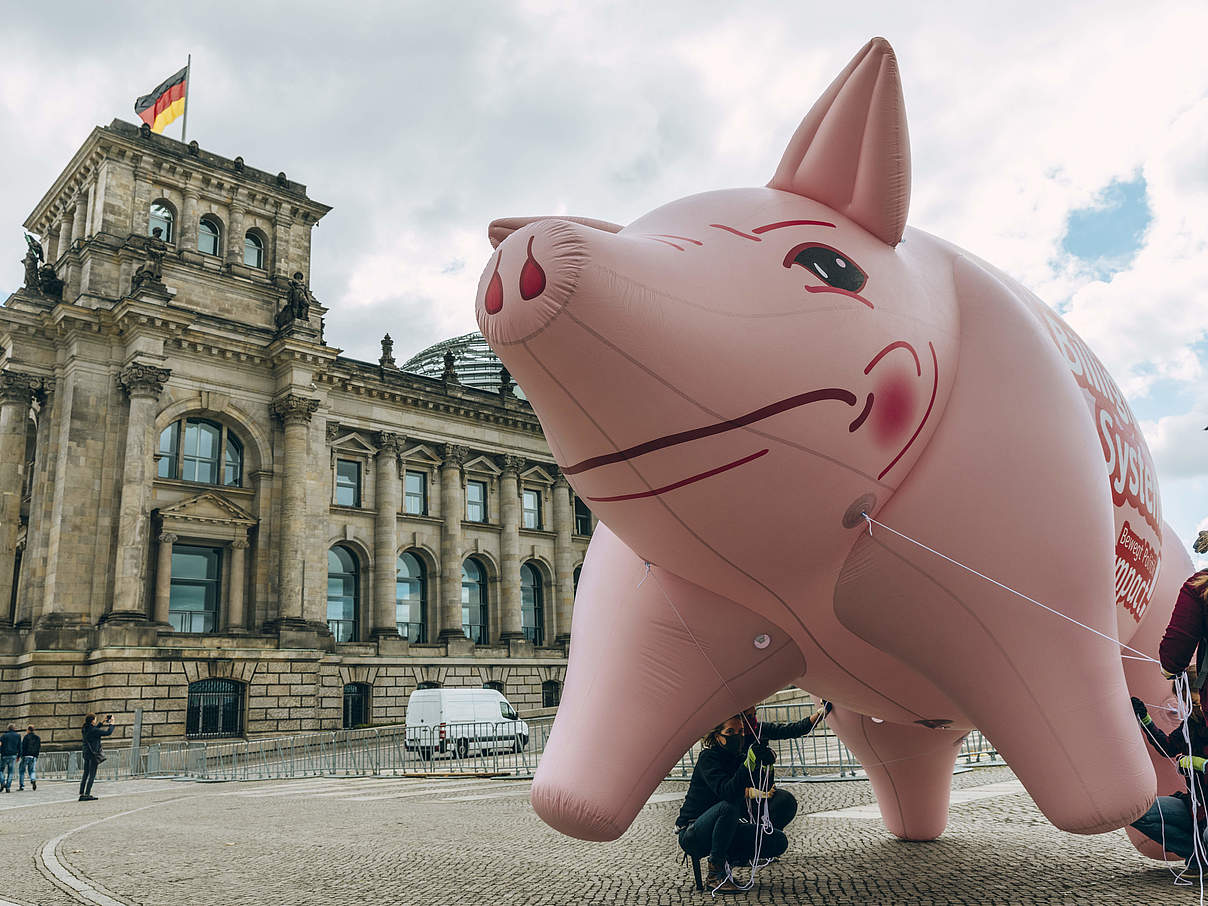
0, 1, 1204, 565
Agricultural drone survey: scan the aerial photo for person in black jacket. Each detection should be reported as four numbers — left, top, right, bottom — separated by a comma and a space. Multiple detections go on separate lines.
1130, 681, 1208, 867
676, 715, 787, 893
0, 724, 20, 793
742, 700, 832, 831
79, 712, 114, 802
19, 725, 41, 791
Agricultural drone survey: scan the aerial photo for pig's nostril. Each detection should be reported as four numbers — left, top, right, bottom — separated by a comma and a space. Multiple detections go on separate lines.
519, 236, 546, 301
484, 256, 504, 314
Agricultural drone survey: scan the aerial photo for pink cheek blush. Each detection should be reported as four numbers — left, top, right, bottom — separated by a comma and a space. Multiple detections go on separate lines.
872, 372, 916, 446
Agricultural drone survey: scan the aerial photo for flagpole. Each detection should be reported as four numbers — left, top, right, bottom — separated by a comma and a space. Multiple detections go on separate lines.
181, 54, 191, 143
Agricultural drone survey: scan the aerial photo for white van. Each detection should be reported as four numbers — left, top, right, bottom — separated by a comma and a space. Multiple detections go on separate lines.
404, 688, 529, 759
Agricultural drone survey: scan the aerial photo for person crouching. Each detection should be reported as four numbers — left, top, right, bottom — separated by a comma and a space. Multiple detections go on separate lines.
675, 715, 786, 893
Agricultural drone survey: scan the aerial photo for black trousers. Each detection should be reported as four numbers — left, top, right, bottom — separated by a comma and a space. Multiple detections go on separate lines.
79, 755, 99, 796
679, 801, 789, 867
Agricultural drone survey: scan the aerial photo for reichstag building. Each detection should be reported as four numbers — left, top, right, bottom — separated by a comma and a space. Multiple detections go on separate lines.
0, 120, 592, 747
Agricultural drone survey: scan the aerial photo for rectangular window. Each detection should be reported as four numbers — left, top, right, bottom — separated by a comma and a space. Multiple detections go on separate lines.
466, 480, 487, 523
522, 488, 542, 530
186, 679, 244, 739
404, 470, 428, 515
169, 545, 221, 633
574, 497, 593, 536
335, 459, 361, 507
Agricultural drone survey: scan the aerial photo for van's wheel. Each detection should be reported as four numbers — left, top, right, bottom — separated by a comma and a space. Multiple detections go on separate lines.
419, 746, 433, 761
514, 734, 528, 753
455, 738, 469, 759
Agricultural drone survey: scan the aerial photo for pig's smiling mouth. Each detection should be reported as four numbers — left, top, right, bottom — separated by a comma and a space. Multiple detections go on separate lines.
561, 340, 939, 498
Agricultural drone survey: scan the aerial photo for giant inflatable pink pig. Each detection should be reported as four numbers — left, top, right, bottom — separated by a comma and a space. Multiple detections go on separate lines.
475, 37, 1190, 845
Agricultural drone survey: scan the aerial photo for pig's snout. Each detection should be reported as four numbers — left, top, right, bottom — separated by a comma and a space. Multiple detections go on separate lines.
476, 219, 589, 345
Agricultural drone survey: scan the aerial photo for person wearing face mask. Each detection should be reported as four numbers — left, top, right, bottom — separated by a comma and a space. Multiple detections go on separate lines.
740, 700, 832, 831
675, 715, 786, 893
1129, 667, 1208, 869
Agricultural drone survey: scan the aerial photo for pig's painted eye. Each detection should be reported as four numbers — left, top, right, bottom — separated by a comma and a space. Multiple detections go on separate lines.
783, 243, 867, 293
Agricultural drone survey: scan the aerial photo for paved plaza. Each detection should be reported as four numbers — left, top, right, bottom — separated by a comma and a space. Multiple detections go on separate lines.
0, 766, 1198, 905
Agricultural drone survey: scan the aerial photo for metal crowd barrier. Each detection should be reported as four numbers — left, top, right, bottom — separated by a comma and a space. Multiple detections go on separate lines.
30, 703, 1000, 785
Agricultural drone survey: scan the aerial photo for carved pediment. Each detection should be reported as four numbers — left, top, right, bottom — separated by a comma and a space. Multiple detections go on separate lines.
520, 464, 555, 485
463, 454, 502, 477
399, 442, 442, 466
330, 431, 378, 456
158, 492, 257, 528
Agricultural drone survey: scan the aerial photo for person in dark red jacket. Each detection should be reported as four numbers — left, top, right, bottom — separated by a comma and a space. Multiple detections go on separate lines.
1158, 569, 1208, 678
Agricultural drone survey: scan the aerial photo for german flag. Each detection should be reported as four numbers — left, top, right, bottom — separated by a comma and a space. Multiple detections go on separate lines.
134, 66, 188, 134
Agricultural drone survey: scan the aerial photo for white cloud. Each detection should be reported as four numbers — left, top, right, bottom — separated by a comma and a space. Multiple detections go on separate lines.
1, 0, 1206, 549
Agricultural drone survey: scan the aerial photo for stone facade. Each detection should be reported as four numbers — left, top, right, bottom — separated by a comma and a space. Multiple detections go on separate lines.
0, 120, 592, 747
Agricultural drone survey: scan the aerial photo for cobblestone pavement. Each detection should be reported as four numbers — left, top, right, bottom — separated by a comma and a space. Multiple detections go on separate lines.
0, 767, 1201, 905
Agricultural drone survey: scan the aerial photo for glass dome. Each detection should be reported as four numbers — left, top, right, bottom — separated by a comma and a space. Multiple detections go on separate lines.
401, 332, 525, 399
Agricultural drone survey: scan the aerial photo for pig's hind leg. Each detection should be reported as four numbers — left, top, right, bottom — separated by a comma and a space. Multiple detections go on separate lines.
825, 705, 968, 840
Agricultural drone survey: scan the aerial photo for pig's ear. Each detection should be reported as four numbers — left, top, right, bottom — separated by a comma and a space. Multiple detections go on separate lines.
769, 37, 910, 247
489, 216, 623, 248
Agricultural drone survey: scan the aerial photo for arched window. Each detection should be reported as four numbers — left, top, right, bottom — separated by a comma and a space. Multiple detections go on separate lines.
186, 678, 244, 738
198, 216, 222, 256
343, 682, 370, 729
521, 562, 544, 646
483, 680, 504, 694
327, 546, 360, 642
157, 418, 243, 487
461, 558, 488, 644
243, 231, 265, 268
149, 201, 175, 243
396, 551, 427, 643
542, 680, 562, 708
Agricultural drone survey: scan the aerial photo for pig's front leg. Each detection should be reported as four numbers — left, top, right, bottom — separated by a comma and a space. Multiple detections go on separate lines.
531, 524, 805, 841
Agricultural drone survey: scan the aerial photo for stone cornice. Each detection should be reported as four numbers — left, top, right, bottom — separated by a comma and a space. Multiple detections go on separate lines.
110, 299, 195, 338
27, 120, 331, 236
118, 362, 171, 399
317, 367, 541, 434
270, 393, 319, 426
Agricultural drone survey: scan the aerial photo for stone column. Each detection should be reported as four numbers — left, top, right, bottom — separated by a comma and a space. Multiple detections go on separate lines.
0, 373, 38, 628
226, 203, 246, 265
56, 213, 73, 261
552, 472, 575, 645
181, 189, 199, 251
152, 532, 176, 625
498, 456, 524, 642
226, 538, 248, 631
44, 223, 59, 265
109, 363, 171, 622
372, 432, 403, 639
437, 444, 467, 643
270, 393, 319, 629
71, 192, 89, 245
